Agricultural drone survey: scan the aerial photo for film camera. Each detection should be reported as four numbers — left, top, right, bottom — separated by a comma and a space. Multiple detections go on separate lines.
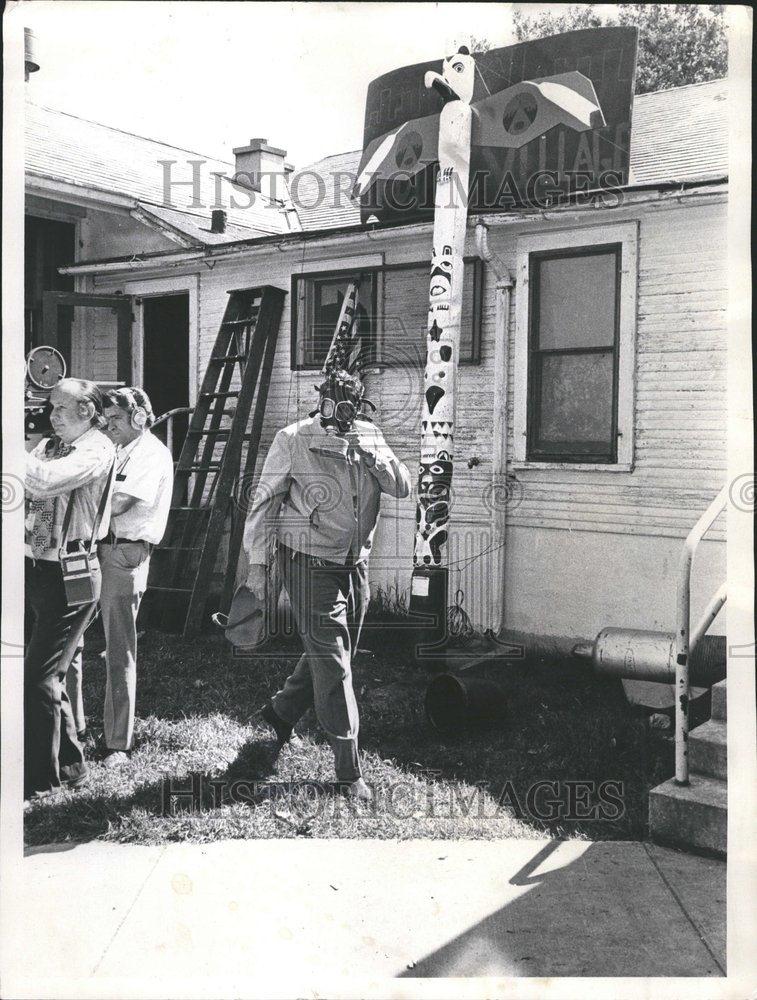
25, 345, 66, 439
24, 347, 124, 444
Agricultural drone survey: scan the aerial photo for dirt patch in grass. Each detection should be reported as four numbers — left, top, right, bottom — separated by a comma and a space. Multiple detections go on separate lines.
24, 619, 675, 847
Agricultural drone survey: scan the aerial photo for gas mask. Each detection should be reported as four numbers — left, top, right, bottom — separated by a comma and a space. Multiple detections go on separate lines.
309, 375, 376, 434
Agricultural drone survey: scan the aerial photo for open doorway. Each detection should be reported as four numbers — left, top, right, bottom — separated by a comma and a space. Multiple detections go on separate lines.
25, 215, 76, 360
142, 293, 190, 459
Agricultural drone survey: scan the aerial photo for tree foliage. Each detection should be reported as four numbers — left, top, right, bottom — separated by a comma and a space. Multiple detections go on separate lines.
512, 4, 727, 93
452, 35, 494, 55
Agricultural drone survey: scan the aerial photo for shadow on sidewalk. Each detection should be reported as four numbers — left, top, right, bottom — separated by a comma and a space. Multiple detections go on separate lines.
398, 840, 726, 978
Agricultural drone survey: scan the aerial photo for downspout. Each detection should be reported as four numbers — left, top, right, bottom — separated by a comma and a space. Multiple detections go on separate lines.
475, 221, 514, 635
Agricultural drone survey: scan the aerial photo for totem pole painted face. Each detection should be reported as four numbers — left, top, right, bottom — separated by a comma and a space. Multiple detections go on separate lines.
414, 456, 452, 566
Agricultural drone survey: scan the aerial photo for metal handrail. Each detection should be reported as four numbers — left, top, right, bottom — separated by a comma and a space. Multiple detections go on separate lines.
152, 406, 193, 455
690, 583, 727, 657
675, 484, 728, 784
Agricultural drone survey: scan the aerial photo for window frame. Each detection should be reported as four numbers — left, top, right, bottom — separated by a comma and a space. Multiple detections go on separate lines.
290, 267, 379, 371
290, 257, 484, 371
513, 223, 638, 471
526, 243, 622, 464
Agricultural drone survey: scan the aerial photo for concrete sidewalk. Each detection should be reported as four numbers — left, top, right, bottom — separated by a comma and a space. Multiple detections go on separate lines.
5, 837, 724, 996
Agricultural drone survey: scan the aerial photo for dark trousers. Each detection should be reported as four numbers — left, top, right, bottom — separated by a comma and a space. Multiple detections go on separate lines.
273, 546, 370, 782
24, 558, 99, 797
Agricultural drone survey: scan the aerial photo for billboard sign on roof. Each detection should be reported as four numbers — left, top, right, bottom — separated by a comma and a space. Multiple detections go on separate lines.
354, 26, 639, 222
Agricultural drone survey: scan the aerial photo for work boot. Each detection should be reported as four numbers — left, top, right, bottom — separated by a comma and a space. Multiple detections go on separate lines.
260, 702, 297, 747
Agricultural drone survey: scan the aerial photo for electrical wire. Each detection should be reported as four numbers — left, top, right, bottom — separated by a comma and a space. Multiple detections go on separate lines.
446, 588, 475, 643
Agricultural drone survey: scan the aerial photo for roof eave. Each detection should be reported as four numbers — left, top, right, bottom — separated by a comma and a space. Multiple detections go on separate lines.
59, 174, 728, 276
129, 205, 203, 248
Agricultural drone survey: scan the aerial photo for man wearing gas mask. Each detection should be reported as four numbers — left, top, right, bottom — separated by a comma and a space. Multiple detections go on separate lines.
243, 369, 411, 801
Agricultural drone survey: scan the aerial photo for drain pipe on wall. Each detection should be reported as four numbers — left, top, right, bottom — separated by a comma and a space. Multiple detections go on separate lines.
475, 220, 514, 635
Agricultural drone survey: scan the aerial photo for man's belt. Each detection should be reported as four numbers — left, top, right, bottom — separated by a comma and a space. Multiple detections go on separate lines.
102, 531, 152, 547
279, 543, 363, 568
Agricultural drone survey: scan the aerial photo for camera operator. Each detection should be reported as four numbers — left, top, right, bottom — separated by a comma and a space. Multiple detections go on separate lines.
24, 378, 115, 801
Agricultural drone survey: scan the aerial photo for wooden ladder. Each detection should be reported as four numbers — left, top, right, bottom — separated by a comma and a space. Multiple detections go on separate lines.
148, 285, 286, 636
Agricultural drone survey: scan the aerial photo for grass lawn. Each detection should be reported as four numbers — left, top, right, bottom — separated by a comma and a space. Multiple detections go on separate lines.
24, 608, 676, 847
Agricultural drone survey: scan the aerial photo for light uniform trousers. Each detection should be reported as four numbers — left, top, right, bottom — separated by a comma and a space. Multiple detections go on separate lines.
100, 540, 151, 750
273, 545, 370, 782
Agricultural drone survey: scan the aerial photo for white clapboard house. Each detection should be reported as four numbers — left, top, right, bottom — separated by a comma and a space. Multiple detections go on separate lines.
25, 79, 728, 650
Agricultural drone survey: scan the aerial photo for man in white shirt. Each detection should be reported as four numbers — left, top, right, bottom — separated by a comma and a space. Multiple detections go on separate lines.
96, 387, 174, 766
25, 378, 115, 800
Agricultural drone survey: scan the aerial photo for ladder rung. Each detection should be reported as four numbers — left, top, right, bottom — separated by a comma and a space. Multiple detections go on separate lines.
150, 285, 284, 638
186, 431, 257, 443
223, 315, 260, 326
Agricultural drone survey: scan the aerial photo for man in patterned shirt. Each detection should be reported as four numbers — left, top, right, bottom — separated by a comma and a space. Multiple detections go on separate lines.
24, 378, 114, 801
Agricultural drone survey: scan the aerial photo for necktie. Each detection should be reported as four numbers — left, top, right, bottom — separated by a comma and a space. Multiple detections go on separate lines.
26, 437, 75, 557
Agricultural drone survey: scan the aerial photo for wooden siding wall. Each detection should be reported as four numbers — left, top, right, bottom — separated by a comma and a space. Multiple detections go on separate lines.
91, 190, 728, 631
504, 197, 727, 541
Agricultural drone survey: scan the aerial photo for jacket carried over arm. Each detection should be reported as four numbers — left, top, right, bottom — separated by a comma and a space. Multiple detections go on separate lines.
243, 417, 411, 567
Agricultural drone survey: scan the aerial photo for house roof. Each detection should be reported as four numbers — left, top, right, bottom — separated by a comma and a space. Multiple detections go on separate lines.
289, 78, 729, 231
289, 149, 364, 232
47, 76, 730, 269
629, 78, 728, 185
25, 102, 290, 237
133, 202, 281, 246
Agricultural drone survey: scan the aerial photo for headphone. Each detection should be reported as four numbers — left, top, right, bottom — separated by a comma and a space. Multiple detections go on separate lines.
118, 387, 152, 429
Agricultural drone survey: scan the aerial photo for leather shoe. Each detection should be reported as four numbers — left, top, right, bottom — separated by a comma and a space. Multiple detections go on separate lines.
103, 750, 129, 769
260, 702, 296, 746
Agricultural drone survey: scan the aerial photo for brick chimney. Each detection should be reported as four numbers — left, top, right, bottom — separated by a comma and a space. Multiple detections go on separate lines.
210, 209, 227, 234
25, 28, 40, 81
232, 138, 293, 204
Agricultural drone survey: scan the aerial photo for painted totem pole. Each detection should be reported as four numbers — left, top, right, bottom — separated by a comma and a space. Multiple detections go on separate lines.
409, 49, 475, 629
352, 35, 621, 655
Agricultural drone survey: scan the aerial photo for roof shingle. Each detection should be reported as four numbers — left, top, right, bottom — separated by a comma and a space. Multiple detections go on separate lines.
25, 102, 289, 236
27, 78, 728, 248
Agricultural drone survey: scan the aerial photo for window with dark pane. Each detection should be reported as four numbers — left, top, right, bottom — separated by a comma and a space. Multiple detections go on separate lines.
380, 258, 482, 367
292, 261, 482, 370
293, 273, 376, 370
527, 246, 620, 462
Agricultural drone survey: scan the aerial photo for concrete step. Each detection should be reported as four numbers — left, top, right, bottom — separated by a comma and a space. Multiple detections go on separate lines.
711, 679, 727, 721
649, 773, 727, 856
689, 718, 727, 780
